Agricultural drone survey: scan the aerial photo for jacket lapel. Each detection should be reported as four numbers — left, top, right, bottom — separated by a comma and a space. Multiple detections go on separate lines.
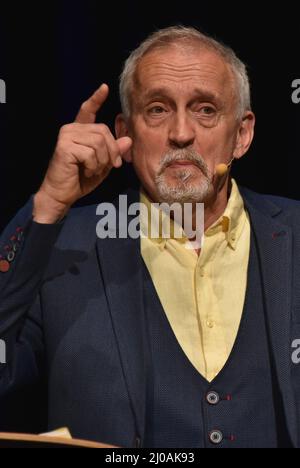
242, 188, 298, 446
96, 188, 148, 445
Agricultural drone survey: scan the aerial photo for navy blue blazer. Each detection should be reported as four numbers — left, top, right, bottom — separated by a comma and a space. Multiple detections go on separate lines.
0, 185, 300, 447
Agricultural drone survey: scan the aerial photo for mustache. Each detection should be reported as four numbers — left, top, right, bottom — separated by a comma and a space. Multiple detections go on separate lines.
157, 149, 212, 179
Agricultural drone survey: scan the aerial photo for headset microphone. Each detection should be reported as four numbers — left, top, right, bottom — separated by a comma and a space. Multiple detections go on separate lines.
215, 157, 235, 177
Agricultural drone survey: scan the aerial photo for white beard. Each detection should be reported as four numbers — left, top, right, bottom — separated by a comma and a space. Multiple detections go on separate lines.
155, 148, 214, 204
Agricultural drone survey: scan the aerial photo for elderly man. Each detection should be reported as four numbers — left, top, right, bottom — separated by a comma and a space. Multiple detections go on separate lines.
0, 26, 299, 448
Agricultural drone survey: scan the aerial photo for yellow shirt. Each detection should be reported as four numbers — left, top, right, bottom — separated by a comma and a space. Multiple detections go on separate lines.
140, 179, 251, 382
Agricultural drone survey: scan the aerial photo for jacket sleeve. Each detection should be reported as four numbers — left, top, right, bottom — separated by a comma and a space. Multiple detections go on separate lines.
0, 198, 64, 429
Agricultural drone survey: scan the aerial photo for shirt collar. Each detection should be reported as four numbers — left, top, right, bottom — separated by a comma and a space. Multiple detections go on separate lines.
204, 178, 246, 250
139, 178, 246, 251
140, 190, 187, 250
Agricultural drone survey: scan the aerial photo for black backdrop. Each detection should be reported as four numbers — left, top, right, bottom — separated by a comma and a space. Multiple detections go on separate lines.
1, 0, 300, 233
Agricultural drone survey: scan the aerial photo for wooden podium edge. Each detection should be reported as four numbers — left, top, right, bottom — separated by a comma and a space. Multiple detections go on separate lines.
0, 432, 117, 448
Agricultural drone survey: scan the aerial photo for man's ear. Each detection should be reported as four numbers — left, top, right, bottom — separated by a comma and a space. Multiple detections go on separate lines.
115, 113, 133, 163
233, 111, 256, 159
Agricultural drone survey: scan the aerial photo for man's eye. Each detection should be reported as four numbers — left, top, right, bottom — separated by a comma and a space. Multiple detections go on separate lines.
199, 106, 215, 115
148, 106, 165, 114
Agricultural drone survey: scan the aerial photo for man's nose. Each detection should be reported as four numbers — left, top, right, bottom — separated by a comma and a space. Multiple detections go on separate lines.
168, 113, 196, 148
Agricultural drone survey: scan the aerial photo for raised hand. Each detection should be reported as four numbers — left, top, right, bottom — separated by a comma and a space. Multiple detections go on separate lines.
33, 84, 132, 223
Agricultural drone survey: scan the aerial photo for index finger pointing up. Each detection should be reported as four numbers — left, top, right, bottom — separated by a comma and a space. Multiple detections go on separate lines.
75, 83, 109, 124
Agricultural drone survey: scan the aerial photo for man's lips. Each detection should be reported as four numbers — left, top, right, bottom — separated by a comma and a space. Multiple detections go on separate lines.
166, 160, 199, 168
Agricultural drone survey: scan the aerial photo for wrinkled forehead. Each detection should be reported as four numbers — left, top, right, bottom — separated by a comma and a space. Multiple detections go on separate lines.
133, 44, 236, 105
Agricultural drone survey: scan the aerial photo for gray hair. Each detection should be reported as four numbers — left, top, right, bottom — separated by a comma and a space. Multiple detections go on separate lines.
119, 26, 251, 121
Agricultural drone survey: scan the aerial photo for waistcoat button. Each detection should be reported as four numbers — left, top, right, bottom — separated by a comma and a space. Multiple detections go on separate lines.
209, 430, 223, 445
206, 391, 220, 405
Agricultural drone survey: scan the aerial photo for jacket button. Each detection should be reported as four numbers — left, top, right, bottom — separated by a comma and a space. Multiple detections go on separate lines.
0, 260, 10, 273
209, 430, 223, 445
206, 391, 220, 405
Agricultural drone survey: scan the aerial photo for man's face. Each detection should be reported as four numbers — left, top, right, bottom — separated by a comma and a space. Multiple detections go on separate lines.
118, 44, 253, 204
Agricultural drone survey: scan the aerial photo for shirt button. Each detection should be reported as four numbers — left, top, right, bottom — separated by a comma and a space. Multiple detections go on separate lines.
209, 430, 223, 445
200, 268, 205, 277
206, 320, 215, 328
206, 391, 220, 405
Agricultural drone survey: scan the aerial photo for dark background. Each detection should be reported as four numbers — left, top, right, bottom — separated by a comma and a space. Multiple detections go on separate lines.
1, 0, 300, 232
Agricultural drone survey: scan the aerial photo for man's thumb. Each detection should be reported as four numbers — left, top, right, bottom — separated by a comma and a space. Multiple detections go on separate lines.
117, 137, 133, 155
